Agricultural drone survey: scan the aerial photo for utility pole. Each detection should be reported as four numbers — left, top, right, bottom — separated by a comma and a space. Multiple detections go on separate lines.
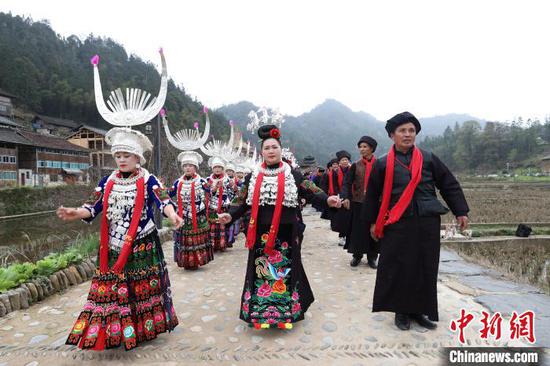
151, 114, 163, 229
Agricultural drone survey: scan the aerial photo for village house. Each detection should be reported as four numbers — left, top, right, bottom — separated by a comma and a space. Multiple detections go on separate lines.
0, 118, 90, 187
0, 88, 16, 118
66, 124, 115, 181
30, 114, 79, 137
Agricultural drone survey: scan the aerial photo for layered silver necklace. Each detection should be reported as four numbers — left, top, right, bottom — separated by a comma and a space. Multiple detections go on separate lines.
246, 162, 298, 207
106, 168, 148, 224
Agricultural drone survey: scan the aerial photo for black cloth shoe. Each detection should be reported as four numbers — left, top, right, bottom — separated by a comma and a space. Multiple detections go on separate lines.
367, 259, 377, 269
395, 313, 410, 331
350, 257, 361, 267
410, 314, 437, 330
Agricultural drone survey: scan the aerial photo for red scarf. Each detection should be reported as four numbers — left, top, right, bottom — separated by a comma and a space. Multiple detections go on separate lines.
99, 171, 146, 273
337, 168, 345, 190
374, 146, 423, 238
246, 162, 285, 255
362, 156, 376, 194
209, 174, 225, 214
328, 168, 335, 195
177, 175, 198, 231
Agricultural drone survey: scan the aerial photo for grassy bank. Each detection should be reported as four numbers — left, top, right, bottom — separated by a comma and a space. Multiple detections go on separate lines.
0, 184, 92, 217
469, 224, 550, 237
0, 234, 98, 293
444, 238, 550, 295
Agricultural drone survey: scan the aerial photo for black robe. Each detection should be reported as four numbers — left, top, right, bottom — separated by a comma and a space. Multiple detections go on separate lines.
318, 172, 332, 220
229, 166, 328, 327
341, 159, 379, 260
364, 147, 469, 321
329, 166, 351, 234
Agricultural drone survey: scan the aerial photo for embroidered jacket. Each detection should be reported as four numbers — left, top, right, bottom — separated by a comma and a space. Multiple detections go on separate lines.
206, 174, 232, 212
168, 175, 210, 219
81, 168, 174, 251
229, 162, 329, 225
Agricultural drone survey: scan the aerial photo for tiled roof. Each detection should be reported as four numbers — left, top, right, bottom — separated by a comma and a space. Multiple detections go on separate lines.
34, 114, 79, 129
0, 116, 23, 128
17, 130, 89, 152
0, 127, 31, 145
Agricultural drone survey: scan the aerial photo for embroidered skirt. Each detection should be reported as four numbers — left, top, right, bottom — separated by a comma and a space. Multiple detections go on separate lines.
173, 213, 213, 269
239, 224, 314, 329
66, 230, 178, 351
208, 211, 226, 252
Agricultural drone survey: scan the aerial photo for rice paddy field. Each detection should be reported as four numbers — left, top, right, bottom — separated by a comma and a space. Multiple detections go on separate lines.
441, 181, 550, 224
442, 180, 550, 295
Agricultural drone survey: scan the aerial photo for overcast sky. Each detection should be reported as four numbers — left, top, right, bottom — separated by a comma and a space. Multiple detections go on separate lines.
2, 0, 549, 122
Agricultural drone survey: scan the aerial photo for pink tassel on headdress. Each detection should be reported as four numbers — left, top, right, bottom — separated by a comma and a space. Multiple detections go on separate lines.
160, 108, 166, 118
203, 106, 208, 114
194, 121, 199, 129
229, 120, 234, 126
90, 55, 100, 66
159, 47, 164, 54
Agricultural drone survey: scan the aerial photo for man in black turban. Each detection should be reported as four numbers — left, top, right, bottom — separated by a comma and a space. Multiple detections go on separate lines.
364, 111, 469, 331
330, 150, 352, 245
384, 111, 421, 137
341, 136, 379, 268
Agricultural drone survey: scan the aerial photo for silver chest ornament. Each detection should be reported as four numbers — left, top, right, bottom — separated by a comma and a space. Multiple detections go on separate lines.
106, 171, 148, 225
246, 162, 298, 207
179, 177, 207, 217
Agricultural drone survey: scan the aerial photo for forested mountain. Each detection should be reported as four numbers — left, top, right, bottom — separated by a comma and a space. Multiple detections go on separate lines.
2, 12, 548, 174
422, 119, 550, 172
0, 12, 230, 136
0, 12, 232, 182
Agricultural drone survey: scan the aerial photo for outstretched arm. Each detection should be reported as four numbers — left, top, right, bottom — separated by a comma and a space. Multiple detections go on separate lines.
57, 175, 109, 223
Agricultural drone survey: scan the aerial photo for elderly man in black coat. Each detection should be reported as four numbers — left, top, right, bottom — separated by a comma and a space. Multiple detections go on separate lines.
341, 136, 379, 268
364, 111, 469, 331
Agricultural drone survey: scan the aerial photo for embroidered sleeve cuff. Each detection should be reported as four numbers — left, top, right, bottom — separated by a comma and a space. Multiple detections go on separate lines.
80, 204, 95, 224
160, 199, 176, 218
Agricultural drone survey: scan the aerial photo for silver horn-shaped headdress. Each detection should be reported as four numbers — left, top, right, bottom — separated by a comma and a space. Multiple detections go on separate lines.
92, 48, 167, 127
162, 106, 210, 151
245, 146, 262, 171
282, 147, 299, 168
233, 140, 250, 166
246, 106, 285, 133
200, 121, 243, 162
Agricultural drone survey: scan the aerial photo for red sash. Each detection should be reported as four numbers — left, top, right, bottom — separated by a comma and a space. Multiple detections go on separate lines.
337, 168, 344, 190
245, 162, 285, 255
374, 146, 423, 238
328, 168, 335, 195
99, 172, 146, 273
177, 175, 198, 231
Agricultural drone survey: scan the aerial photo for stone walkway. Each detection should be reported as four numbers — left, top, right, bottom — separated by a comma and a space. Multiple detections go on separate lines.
0, 208, 546, 366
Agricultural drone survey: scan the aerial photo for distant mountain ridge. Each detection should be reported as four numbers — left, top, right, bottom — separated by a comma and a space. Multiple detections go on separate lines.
218, 99, 485, 164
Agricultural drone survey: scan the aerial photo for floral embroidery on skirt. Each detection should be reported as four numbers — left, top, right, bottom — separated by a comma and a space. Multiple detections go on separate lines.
240, 232, 301, 329
173, 213, 213, 269
66, 231, 178, 351
208, 211, 226, 252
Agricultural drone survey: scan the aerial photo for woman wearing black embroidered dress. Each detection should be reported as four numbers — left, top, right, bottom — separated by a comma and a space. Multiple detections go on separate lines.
218, 125, 341, 329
